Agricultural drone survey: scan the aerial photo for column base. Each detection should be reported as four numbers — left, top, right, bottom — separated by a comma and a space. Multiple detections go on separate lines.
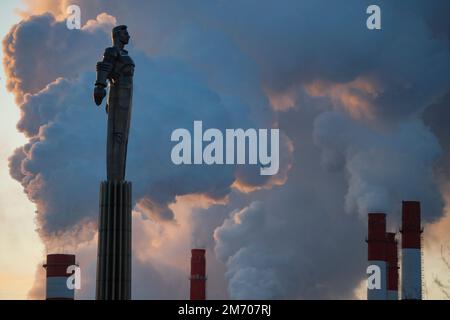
96, 180, 132, 300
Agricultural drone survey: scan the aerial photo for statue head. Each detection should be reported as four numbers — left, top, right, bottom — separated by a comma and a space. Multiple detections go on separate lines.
112, 25, 130, 46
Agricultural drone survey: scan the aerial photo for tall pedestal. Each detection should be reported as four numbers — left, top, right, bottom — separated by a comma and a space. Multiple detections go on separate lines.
96, 181, 132, 300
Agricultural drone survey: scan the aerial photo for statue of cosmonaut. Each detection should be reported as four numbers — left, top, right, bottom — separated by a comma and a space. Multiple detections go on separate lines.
94, 25, 135, 181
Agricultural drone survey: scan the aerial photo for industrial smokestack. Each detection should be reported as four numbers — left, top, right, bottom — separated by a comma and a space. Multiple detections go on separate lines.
190, 249, 206, 300
401, 201, 422, 300
367, 213, 387, 300
386, 232, 399, 300
43, 254, 76, 300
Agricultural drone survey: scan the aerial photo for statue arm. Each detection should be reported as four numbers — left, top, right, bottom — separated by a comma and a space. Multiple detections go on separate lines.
94, 47, 117, 106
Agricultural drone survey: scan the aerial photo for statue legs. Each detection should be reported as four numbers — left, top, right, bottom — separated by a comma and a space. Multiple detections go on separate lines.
106, 85, 133, 181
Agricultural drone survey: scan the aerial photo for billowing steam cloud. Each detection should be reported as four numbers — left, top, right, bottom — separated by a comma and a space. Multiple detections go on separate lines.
3, 0, 450, 299
3, 13, 115, 104
313, 111, 443, 222
5, 13, 286, 245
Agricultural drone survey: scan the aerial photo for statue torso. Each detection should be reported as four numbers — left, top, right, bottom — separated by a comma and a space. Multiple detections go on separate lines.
110, 49, 134, 87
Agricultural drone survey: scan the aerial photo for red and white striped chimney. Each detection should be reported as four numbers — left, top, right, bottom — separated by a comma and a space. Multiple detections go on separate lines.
367, 213, 387, 300
401, 201, 422, 300
43, 254, 76, 300
386, 232, 399, 300
190, 249, 206, 300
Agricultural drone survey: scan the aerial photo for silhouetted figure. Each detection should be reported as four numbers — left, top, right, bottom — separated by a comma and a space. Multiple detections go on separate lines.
94, 25, 134, 300
94, 25, 135, 181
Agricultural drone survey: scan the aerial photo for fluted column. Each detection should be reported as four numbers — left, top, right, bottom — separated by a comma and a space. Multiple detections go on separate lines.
96, 180, 132, 300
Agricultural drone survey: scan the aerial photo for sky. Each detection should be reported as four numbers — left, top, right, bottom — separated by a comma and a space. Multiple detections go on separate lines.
0, 0, 450, 300
0, 0, 44, 299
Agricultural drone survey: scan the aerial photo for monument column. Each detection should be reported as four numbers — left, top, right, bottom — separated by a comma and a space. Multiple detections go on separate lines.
93, 25, 135, 300
96, 181, 132, 299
